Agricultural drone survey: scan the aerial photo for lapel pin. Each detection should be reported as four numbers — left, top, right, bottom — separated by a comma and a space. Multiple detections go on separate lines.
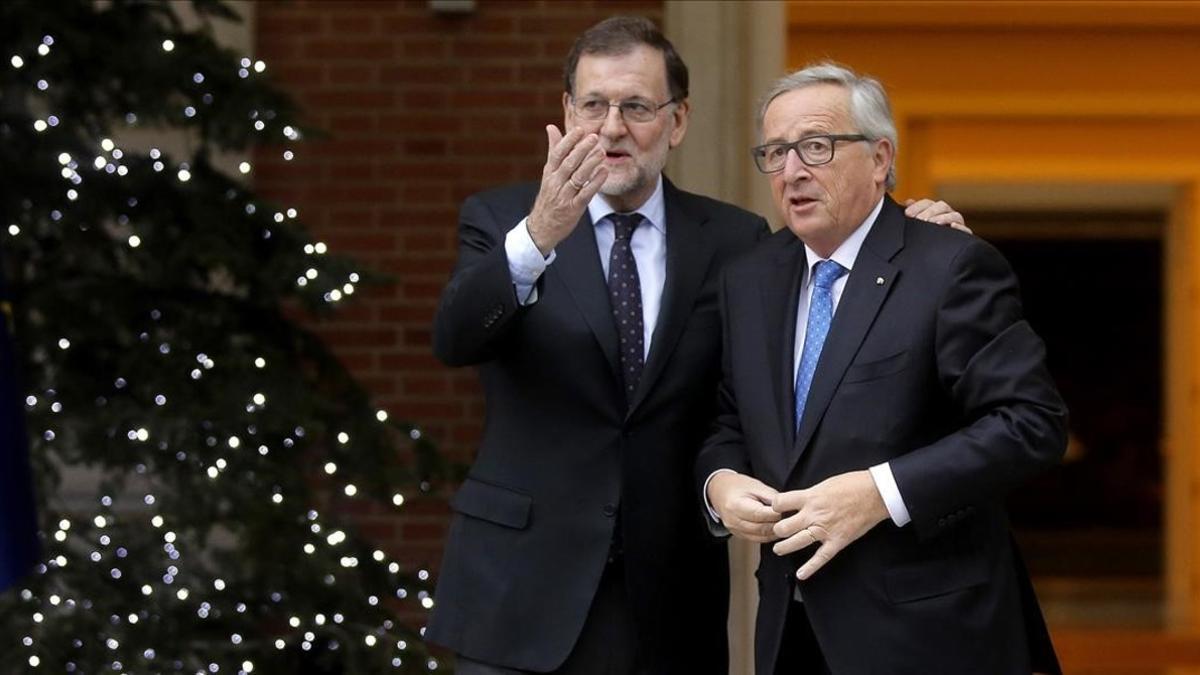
876, 276, 885, 286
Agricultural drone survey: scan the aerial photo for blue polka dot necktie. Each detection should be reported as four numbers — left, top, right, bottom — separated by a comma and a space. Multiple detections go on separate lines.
795, 260, 847, 432
607, 213, 644, 405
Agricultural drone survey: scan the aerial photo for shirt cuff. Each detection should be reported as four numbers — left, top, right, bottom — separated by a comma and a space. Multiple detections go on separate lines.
703, 469, 738, 525
504, 217, 556, 305
869, 462, 911, 527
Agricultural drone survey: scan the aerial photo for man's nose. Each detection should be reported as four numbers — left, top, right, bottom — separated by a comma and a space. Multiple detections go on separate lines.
599, 105, 628, 138
782, 147, 812, 182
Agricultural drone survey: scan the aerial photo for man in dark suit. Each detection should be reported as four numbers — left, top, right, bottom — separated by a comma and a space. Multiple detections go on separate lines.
427, 18, 966, 674
700, 62, 1067, 674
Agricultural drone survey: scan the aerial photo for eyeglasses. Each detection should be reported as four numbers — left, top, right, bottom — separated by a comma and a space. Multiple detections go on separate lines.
751, 134, 871, 173
571, 96, 678, 124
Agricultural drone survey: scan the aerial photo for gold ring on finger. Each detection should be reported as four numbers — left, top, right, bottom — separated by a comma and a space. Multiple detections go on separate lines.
568, 177, 585, 190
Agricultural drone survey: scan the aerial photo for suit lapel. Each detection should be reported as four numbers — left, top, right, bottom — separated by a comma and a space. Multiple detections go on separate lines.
761, 233, 807, 483
627, 183, 713, 416
788, 198, 905, 475
552, 211, 621, 382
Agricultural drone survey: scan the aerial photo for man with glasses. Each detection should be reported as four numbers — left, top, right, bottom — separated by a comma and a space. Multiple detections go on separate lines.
701, 62, 1065, 674
428, 17, 965, 674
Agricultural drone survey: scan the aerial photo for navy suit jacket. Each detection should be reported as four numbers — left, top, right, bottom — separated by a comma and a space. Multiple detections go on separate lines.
427, 179, 766, 673
697, 196, 1067, 674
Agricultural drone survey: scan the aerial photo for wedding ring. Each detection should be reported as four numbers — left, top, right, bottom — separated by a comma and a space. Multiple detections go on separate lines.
568, 177, 585, 190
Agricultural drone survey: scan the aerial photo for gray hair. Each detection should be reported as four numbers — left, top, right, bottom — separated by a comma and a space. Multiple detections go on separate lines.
757, 62, 897, 189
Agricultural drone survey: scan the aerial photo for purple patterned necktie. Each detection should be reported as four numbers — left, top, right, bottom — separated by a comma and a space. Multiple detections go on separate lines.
607, 213, 644, 405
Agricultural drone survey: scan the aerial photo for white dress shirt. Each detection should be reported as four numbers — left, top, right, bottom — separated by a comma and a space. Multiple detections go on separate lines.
704, 196, 911, 529
503, 176, 667, 360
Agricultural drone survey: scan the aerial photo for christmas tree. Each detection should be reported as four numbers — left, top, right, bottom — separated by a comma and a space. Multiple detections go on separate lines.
0, 1, 442, 672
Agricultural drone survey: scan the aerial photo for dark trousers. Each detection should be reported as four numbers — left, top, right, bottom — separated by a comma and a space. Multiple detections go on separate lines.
455, 559, 644, 675
774, 600, 831, 675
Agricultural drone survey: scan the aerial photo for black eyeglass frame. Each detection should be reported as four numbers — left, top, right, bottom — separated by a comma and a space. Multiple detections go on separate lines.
750, 134, 872, 173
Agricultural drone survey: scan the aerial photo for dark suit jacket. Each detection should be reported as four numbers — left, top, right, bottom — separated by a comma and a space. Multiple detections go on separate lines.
696, 196, 1067, 675
427, 179, 766, 673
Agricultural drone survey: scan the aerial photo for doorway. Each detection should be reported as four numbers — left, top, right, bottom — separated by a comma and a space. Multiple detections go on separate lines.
966, 207, 1166, 628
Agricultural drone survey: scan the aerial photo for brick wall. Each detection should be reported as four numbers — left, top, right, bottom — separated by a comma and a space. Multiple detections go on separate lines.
252, 0, 664, 576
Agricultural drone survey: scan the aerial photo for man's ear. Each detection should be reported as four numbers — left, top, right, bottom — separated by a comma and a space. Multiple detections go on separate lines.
669, 98, 690, 149
872, 137, 895, 186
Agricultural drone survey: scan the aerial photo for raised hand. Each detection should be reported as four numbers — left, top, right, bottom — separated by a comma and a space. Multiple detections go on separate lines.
527, 125, 609, 255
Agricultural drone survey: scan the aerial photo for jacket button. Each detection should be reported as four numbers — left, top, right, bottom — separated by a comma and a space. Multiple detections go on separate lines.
602, 503, 617, 517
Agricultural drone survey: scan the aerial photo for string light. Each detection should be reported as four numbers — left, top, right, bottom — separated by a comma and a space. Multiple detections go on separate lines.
5, 14, 438, 673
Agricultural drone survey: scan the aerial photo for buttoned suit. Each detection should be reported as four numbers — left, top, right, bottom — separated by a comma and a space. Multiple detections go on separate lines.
696, 196, 1066, 674
427, 179, 766, 673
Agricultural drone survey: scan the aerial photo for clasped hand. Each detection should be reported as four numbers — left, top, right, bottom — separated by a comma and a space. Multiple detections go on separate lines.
709, 470, 889, 580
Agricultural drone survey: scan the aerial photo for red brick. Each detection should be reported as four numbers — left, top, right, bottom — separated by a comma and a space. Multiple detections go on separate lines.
325, 232, 399, 252
452, 137, 533, 156
309, 184, 397, 203
400, 183, 452, 203
306, 89, 396, 109
379, 305, 437, 323
402, 376, 448, 396
321, 327, 397, 348
317, 163, 374, 182
520, 63, 564, 84
378, 113, 462, 135
403, 326, 432, 346
451, 37, 531, 60
379, 65, 463, 86
380, 352, 441, 370
304, 39, 395, 60
404, 139, 447, 156
401, 521, 449, 542
259, 14, 325, 35
378, 161, 459, 181
400, 89, 449, 108
329, 110, 378, 129
394, 259, 455, 277
399, 37, 450, 59
328, 65, 377, 86
467, 65, 516, 84
329, 14, 378, 34
450, 89, 535, 109
399, 400, 464, 419
402, 281, 444, 298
